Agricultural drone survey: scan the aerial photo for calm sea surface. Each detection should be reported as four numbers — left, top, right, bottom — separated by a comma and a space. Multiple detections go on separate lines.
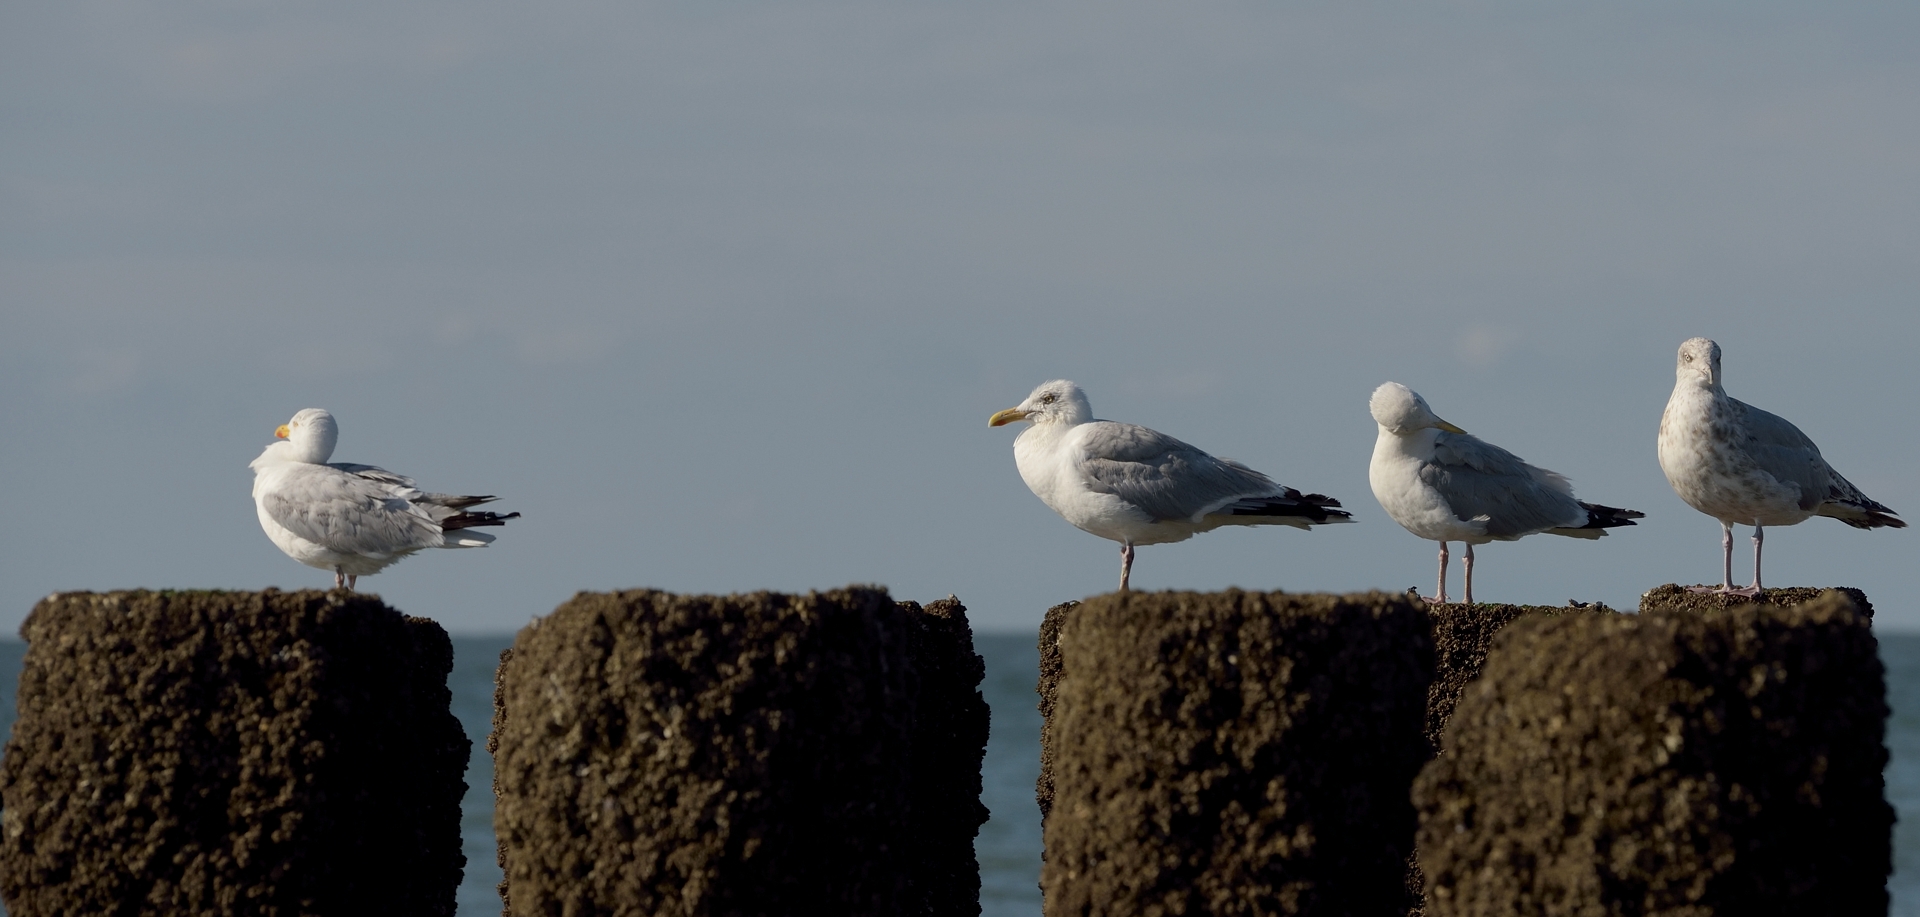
0, 631, 1915, 915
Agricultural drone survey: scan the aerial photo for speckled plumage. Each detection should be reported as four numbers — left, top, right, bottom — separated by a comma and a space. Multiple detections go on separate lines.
1657, 337, 1902, 594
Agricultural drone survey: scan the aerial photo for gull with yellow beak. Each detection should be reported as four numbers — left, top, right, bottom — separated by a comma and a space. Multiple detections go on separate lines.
989, 380, 1352, 591
249, 408, 519, 589
1368, 382, 1642, 604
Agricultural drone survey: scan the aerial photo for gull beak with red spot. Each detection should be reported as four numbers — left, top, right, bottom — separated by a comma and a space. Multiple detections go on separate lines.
988, 408, 1030, 427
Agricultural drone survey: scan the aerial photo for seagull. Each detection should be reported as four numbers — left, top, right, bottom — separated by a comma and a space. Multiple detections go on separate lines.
988, 380, 1352, 591
249, 408, 520, 590
1368, 382, 1642, 605
1658, 337, 1903, 596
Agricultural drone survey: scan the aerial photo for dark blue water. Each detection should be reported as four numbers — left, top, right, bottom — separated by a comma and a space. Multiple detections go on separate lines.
0, 632, 1914, 915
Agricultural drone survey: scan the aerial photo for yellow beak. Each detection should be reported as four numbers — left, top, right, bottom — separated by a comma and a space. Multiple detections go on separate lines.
988, 408, 1030, 427
1436, 419, 1467, 434
275, 424, 291, 439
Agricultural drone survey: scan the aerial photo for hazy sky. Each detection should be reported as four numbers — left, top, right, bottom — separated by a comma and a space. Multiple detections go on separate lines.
5, 1, 1918, 633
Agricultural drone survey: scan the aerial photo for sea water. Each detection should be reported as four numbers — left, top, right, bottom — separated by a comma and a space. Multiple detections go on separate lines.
0, 633, 1915, 916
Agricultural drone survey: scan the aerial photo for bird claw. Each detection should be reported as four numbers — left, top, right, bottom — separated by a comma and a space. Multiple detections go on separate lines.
1684, 584, 1761, 598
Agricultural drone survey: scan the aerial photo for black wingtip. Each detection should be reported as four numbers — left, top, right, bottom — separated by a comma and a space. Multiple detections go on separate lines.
1576, 501, 1644, 529
1226, 489, 1352, 523
1839, 509, 1906, 530
443, 510, 521, 531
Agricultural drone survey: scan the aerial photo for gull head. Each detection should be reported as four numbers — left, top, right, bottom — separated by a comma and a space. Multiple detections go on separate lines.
1369, 382, 1466, 436
1675, 337, 1722, 388
273, 408, 340, 464
989, 379, 1093, 428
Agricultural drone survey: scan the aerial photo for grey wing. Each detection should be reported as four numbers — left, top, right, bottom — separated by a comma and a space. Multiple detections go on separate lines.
1423, 432, 1585, 537
1737, 399, 1902, 524
262, 465, 444, 555
332, 463, 499, 514
1076, 422, 1280, 522
1731, 400, 1830, 512
328, 462, 418, 489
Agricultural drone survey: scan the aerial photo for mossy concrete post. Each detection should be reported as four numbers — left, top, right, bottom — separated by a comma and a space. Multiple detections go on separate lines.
490, 587, 988, 917
1415, 590, 1891, 916
1035, 600, 1077, 831
0, 589, 470, 917
902, 597, 992, 914
1640, 583, 1875, 620
1041, 590, 1434, 917
1403, 601, 1613, 916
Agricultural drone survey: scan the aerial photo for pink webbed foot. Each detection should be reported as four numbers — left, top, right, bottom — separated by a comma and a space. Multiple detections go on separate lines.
1685, 584, 1761, 598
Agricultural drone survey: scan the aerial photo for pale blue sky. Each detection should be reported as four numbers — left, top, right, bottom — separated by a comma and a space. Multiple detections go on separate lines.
4, 1, 1917, 632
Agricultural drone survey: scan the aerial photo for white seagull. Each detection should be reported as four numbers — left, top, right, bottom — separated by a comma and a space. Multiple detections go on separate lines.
249, 408, 520, 589
1658, 337, 1903, 596
989, 380, 1352, 591
1368, 382, 1642, 604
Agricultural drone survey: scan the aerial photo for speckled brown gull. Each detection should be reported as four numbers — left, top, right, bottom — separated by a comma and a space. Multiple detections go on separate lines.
1368, 382, 1642, 605
249, 408, 520, 590
1657, 337, 1903, 596
988, 380, 1352, 591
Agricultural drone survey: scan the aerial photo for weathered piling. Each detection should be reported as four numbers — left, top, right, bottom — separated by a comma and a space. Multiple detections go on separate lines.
1414, 590, 1891, 916
0, 589, 469, 917
1404, 601, 1613, 915
1640, 583, 1876, 620
902, 597, 993, 914
1040, 590, 1433, 917
489, 588, 988, 917
1421, 602, 1602, 759
1034, 600, 1076, 830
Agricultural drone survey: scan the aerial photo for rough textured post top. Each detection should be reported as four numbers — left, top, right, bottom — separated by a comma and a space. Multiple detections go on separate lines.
1421, 601, 1616, 757
1640, 583, 1875, 620
22, 587, 453, 650
1042, 589, 1434, 917
492, 586, 986, 917
1407, 601, 1617, 917
1415, 590, 1889, 916
1, 589, 468, 917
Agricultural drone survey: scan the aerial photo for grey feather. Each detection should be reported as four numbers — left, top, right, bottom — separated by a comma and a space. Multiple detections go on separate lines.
1076, 421, 1282, 523
262, 465, 446, 556
1729, 398, 1900, 525
1730, 401, 1830, 512
1422, 431, 1586, 538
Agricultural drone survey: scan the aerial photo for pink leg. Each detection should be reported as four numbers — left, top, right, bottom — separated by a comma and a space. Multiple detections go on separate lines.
1687, 523, 1737, 595
334, 568, 347, 589
1462, 543, 1476, 605
1425, 542, 1450, 605
1688, 522, 1760, 597
1742, 524, 1764, 595
347, 574, 359, 591
1119, 542, 1134, 593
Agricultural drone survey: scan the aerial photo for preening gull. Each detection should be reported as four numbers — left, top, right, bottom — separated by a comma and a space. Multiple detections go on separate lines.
249, 408, 520, 590
1368, 382, 1642, 604
1658, 337, 1903, 596
989, 380, 1352, 591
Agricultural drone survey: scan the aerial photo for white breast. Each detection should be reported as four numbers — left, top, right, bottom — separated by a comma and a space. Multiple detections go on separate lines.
1369, 427, 1488, 543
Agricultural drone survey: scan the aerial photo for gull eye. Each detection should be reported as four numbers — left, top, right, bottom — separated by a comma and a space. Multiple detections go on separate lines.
1041, 393, 1057, 404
